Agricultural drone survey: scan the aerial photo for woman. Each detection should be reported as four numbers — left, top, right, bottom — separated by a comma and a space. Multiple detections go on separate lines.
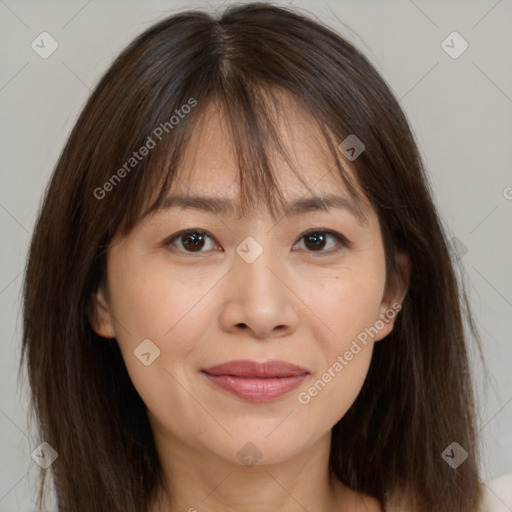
21, 3, 512, 511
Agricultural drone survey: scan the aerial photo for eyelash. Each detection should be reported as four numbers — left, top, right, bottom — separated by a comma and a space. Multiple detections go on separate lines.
164, 228, 350, 256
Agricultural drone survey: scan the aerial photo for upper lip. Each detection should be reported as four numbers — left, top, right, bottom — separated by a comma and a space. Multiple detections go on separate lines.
202, 360, 309, 378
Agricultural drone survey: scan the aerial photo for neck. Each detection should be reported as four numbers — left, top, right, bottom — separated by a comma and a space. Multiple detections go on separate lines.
149, 427, 378, 512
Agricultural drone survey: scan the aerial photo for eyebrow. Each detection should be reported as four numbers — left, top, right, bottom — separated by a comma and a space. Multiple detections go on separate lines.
156, 193, 368, 225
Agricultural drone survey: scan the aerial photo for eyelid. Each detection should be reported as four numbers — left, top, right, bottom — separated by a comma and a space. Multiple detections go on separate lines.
164, 229, 221, 253
163, 228, 351, 254
293, 228, 351, 253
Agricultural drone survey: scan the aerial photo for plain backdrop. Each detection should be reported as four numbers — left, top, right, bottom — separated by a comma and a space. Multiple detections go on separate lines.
1, 0, 511, 510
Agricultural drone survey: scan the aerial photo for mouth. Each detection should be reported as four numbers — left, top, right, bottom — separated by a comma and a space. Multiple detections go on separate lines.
201, 360, 310, 402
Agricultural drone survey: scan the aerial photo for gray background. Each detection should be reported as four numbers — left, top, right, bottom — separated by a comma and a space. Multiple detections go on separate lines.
1, 0, 511, 510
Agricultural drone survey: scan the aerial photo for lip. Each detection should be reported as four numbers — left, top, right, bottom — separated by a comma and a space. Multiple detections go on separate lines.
202, 360, 310, 402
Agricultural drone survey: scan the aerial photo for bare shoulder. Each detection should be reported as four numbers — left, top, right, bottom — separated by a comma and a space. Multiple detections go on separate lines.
338, 484, 384, 512
383, 473, 512, 512
360, 494, 384, 512
480, 473, 512, 512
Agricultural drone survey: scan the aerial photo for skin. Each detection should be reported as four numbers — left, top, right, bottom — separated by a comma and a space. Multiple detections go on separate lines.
93, 97, 410, 512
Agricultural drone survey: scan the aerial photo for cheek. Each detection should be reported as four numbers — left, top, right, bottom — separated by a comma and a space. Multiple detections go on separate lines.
106, 266, 207, 435
295, 287, 378, 433
293, 261, 386, 424
105, 258, 215, 406
108, 255, 216, 351
302, 261, 387, 352
299, 357, 373, 445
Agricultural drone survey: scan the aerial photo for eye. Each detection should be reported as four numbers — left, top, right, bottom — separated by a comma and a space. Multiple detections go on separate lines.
293, 229, 348, 254
164, 228, 349, 255
165, 229, 220, 253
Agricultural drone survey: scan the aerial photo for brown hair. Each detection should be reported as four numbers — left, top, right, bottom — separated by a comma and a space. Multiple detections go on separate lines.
21, 3, 484, 511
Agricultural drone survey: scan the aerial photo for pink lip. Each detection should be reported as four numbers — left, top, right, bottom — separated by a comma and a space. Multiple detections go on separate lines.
202, 360, 309, 402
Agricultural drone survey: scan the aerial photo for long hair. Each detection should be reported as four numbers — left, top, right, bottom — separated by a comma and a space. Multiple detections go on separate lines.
21, 3, 484, 511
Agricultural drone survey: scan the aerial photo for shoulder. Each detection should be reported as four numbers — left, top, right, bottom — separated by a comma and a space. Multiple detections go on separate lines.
480, 473, 512, 512
384, 473, 512, 512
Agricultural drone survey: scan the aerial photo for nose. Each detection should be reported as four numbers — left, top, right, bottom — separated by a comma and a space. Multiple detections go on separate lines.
218, 240, 300, 340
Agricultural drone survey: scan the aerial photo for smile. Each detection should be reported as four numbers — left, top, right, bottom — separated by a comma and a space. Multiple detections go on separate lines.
201, 359, 310, 402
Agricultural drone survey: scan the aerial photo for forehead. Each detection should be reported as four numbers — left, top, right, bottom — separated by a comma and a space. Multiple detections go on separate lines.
165, 96, 370, 224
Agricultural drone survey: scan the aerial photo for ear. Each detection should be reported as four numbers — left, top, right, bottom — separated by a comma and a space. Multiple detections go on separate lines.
374, 250, 411, 342
90, 285, 117, 339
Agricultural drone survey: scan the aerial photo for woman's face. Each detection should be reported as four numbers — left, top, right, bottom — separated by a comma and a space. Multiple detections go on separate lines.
93, 100, 408, 467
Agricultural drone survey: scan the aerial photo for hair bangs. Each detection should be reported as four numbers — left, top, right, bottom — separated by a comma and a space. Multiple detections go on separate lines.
115, 84, 366, 241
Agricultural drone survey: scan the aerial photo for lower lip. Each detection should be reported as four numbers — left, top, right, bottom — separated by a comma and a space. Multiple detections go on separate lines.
203, 373, 308, 402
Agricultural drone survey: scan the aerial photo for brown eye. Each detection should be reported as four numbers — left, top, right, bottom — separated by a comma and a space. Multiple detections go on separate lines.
166, 230, 219, 253
294, 230, 348, 254
181, 232, 205, 251
304, 232, 328, 251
